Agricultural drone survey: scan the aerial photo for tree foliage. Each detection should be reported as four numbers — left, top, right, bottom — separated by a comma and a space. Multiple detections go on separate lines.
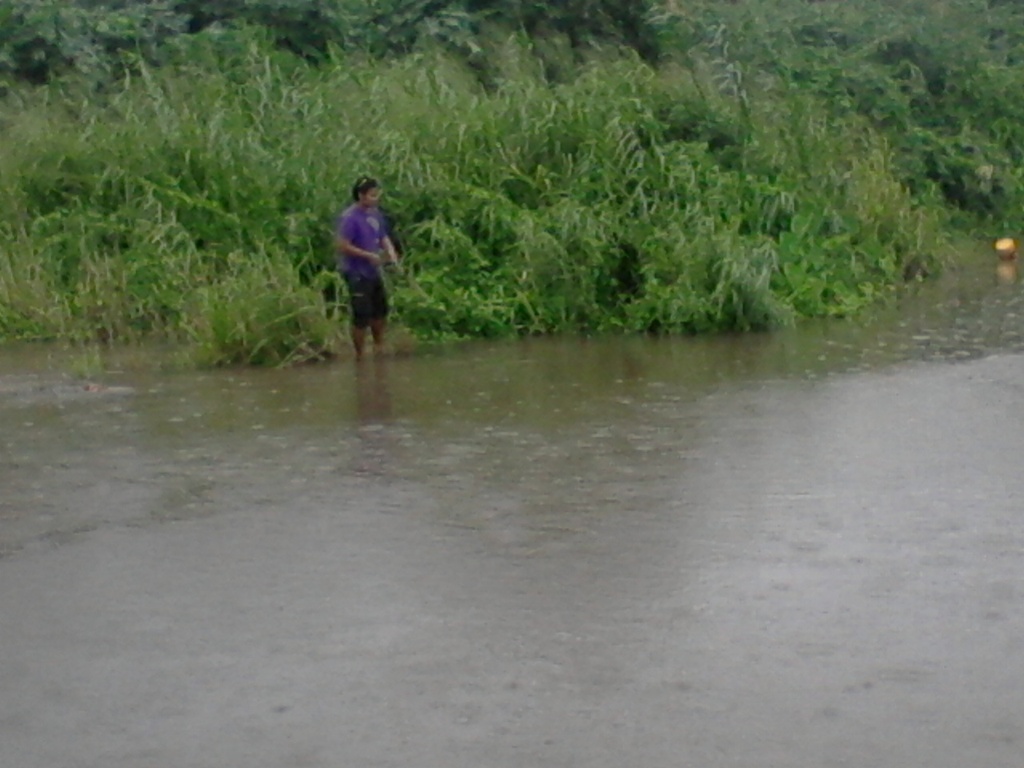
0, 0, 660, 86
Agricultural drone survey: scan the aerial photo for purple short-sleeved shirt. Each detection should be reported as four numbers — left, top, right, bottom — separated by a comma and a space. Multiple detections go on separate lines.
336, 204, 387, 280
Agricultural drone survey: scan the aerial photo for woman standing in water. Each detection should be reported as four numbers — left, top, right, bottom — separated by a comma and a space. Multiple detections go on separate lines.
335, 177, 400, 360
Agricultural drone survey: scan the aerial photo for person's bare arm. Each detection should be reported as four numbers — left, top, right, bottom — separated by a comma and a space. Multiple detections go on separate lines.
337, 236, 381, 266
381, 236, 399, 264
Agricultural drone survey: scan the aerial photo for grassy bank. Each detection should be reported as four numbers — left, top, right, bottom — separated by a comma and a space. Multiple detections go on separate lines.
3, 0, 1022, 364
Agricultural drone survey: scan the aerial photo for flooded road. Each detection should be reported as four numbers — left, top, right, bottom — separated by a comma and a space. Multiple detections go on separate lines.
2, 246, 1024, 767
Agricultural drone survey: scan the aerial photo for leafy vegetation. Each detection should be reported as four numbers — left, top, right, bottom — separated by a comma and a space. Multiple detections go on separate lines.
1, 1, 1022, 364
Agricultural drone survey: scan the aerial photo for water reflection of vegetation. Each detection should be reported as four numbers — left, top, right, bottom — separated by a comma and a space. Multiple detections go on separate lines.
2, 1, 1023, 365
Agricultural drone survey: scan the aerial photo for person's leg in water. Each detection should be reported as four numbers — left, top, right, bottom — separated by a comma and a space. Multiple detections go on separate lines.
365, 276, 389, 357
369, 317, 385, 353
351, 324, 368, 360
350, 318, 384, 360
348, 275, 388, 360
346, 274, 372, 361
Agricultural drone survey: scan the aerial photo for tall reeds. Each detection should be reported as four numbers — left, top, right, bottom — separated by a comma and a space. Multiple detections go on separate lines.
0, 26, 952, 362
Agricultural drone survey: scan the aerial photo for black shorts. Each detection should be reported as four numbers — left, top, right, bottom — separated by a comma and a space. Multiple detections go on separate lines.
344, 273, 389, 329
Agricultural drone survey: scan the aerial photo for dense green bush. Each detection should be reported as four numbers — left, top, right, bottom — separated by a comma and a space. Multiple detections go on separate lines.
0, 0, 657, 87
648, 0, 1024, 224
0, 34, 945, 356
0, 1, 185, 86
2, 1, 1023, 364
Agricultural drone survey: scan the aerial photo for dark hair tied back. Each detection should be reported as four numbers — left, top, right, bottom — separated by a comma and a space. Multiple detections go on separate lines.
352, 176, 379, 201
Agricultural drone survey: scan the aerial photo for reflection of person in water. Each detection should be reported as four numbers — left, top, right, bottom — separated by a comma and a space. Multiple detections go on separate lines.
995, 237, 1018, 285
351, 359, 397, 476
355, 358, 393, 424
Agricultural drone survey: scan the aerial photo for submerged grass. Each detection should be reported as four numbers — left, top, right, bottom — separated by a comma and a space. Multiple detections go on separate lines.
0, 23, 960, 363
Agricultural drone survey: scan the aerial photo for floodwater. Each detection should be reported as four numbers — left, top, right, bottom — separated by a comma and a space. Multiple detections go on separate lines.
2, 246, 1024, 767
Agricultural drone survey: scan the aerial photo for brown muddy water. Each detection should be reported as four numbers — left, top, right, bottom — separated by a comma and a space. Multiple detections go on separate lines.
2, 246, 1024, 767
